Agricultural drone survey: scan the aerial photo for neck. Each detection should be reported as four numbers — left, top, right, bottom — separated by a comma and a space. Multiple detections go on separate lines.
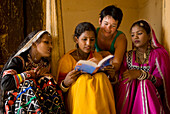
77, 48, 89, 60
136, 45, 148, 53
29, 50, 41, 63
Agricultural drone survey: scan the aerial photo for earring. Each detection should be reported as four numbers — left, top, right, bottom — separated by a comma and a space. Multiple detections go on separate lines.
75, 43, 79, 48
34, 51, 37, 61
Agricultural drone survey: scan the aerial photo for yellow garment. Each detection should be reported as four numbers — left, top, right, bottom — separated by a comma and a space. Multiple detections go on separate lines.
57, 49, 116, 114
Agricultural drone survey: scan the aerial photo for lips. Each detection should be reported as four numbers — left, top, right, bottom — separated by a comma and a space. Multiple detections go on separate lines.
134, 40, 140, 43
104, 30, 111, 34
48, 49, 52, 53
85, 47, 91, 50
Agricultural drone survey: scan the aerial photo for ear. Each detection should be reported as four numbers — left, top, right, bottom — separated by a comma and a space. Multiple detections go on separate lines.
99, 18, 102, 25
32, 42, 37, 48
75, 36, 78, 43
148, 34, 152, 40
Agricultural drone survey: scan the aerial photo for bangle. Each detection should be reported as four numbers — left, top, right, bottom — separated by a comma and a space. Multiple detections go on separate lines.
60, 80, 69, 92
137, 70, 147, 80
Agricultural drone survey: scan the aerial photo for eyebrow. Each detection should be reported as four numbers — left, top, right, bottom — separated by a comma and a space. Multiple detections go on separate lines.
104, 21, 117, 25
131, 30, 143, 33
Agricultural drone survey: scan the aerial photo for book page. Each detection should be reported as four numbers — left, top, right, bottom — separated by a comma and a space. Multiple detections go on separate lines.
98, 55, 114, 67
76, 60, 98, 68
75, 60, 99, 74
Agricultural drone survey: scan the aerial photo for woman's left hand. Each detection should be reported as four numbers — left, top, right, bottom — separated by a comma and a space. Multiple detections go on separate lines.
122, 69, 141, 84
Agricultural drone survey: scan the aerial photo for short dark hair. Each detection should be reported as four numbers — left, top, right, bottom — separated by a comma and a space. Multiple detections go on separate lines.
73, 22, 96, 41
99, 5, 123, 28
130, 20, 151, 35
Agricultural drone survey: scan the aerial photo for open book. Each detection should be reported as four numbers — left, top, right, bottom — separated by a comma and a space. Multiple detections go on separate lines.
74, 55, 114, 74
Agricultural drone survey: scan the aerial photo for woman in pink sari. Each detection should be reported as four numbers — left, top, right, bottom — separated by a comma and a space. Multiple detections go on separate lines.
115, 20, 170, 114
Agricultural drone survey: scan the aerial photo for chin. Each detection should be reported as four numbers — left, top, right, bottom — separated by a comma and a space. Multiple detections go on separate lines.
44, 54, 51, 58
84, 50, 91, 53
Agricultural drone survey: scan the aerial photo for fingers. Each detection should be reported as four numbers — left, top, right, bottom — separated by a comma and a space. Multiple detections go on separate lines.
68, 70, 81, 78
121, 76, 129, 81
121, 71, 130, 81
124, 79, 130, 84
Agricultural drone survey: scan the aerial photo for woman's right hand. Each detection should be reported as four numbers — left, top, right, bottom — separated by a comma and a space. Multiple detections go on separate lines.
63, 70, 81, 87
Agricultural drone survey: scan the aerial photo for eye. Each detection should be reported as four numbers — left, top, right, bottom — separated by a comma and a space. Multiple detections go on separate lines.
131, 34, 134, 37
112, 25, 116, 28
104, 22, 108, 25
138, 32, 143, 35
44, 41, 49, 44
82, 38, 87, 41
90, 38, 95, 41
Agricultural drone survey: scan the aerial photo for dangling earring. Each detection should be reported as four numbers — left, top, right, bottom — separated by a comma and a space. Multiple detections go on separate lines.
76, 43, 79, 48
34, 51, 37, 61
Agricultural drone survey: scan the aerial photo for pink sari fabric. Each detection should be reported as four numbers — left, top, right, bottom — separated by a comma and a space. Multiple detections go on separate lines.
115, 22, 170, 114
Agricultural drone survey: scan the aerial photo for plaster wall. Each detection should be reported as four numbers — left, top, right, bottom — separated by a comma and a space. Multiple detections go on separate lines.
61, 0, 162, 52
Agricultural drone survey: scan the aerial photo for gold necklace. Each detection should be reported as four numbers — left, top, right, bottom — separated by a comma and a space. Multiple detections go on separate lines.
136, 47, 151, 64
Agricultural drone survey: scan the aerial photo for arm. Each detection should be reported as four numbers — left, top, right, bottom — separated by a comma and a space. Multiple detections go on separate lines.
1, 56, 25, 91
57, 54, 81, 92
148, 48, 170, 87
112, 34, 127, 71
1, 56, 37, 91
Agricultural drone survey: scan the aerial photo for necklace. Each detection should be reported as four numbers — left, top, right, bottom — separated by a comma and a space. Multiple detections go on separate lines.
135, 47, 151, 64
26, 54, 45, 70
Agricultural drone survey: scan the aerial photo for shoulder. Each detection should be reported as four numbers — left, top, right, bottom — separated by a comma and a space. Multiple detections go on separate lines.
115, 31, 127, 45
150, 48, 170, 59
59, 49, 76, 62
10, 55, 25, 67
3, 55, 25, 74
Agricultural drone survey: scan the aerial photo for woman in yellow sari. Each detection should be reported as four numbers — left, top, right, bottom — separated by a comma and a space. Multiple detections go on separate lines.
57, 22, 116, 114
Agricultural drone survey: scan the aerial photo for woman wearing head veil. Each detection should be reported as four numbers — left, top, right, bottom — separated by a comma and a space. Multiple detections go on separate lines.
115, 20, 170, 113
1, 30, 65, 113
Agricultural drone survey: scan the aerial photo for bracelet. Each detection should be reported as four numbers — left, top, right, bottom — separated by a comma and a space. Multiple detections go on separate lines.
137, 70, 148, 80
60, 80, 69, 92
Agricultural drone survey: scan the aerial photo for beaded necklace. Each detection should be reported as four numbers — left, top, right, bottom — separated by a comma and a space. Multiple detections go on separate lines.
25, 54, 45, 70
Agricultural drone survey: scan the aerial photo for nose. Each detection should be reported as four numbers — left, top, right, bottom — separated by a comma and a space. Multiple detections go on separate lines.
49, 42, 53, 49
106, 25, 111, 30
86, 38, 91, 45
134, 33, 138, 39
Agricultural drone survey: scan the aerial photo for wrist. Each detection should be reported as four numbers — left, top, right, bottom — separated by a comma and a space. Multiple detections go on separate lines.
137, 70, 148, 80
60, 80, 69, 92
62, 80, 69, 88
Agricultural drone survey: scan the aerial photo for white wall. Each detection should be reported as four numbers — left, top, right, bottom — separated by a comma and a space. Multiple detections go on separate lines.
162, 0, 170, 53
61, 0, 162, 52
138, 0, 162, 43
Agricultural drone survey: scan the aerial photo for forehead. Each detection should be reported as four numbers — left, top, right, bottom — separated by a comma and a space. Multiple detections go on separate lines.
79, 31, 95, 37
131, 25, 145, 33
102, 15, 118, 24
41, 33, 52, 40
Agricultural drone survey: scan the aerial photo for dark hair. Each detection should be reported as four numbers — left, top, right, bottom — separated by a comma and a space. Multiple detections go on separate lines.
73, 22, 97, 41
130, 20, 151, 35
99, 5, 123, 28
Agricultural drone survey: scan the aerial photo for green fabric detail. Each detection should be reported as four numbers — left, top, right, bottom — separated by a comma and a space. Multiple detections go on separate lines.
95, 27, 123, 54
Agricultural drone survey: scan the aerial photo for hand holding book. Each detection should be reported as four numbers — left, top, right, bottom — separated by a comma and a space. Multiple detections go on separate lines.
74, 55, 114, 74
